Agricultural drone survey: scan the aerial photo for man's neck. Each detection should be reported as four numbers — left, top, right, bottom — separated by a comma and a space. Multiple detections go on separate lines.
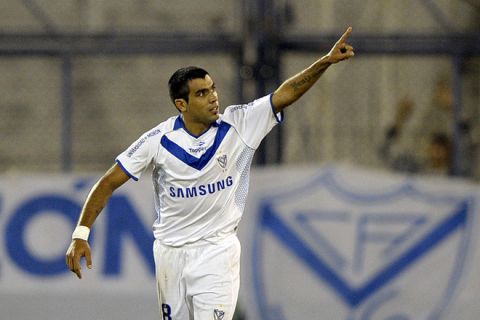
183, 118, 211, 137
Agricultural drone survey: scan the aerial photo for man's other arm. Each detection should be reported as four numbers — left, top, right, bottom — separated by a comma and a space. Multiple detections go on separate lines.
65, 163, 130, 279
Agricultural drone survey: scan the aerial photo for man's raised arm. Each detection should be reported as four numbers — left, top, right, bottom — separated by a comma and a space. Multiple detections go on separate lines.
271, 27, 354, 113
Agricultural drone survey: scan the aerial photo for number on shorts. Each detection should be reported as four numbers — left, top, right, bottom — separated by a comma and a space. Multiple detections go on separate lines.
162, 304, 172, 320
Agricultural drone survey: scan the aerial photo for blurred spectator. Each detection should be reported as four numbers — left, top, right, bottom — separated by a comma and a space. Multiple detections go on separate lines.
381, 124, 452, 175
379, 77, 456, 176
380, 97, 421, 174
418, 77, 454, 138
379, 75, 477, 177
423, 132, 452, 175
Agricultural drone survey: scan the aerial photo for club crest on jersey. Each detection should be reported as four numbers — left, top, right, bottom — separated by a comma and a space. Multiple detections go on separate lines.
214, 309, 225, 320
217, 154, 227, 169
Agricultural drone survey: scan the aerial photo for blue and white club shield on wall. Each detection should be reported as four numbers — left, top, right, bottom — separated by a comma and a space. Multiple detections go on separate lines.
251, 168, 475, 320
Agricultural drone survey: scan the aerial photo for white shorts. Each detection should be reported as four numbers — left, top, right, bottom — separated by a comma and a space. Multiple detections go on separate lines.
153, 235, 241, 320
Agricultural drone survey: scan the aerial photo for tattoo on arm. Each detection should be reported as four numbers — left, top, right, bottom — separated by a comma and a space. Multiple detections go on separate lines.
288, 66, 326, 93
289, 74, 313, 91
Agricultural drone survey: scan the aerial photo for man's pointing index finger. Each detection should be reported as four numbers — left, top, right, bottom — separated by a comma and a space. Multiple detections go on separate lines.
339, 26, 353, 43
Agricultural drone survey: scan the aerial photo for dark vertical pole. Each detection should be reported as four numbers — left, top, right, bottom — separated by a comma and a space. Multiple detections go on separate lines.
451, 55, 464, 176
254, 0, 268, 165
236, 46, 245, 105
61, 55, 73, 172
255, 0, 283, 165
237, 0, 248, 105
273, 54, 283, 164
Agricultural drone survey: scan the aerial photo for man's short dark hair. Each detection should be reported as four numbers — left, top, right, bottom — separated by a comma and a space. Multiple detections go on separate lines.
168, 66, 209, 105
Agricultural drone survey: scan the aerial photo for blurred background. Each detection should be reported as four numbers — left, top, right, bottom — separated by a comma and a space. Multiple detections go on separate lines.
1, 1, 480, 320
0, 0, 478, 177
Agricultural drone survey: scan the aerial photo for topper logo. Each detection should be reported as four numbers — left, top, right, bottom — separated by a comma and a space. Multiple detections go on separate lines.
252, 170, 474, 320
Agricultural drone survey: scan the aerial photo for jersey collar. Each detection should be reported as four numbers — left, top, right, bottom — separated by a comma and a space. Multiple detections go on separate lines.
173, 115, 220, 138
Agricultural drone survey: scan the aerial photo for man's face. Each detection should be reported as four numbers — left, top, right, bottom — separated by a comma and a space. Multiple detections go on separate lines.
181, 75, 220, 127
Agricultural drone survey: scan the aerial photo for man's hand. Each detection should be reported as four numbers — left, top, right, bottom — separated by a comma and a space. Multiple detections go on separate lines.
66, 239, 92, 279
326, 26, 355, 64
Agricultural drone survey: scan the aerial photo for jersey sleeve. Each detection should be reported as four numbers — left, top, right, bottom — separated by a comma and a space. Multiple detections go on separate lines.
222, 94, 283, 149
115, 127, 163, 181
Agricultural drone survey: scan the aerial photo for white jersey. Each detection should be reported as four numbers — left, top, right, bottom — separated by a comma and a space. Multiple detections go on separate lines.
116, 94, 282, 246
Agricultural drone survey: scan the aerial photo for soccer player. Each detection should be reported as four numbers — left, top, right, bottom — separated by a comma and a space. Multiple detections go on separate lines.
66, 27, 354, 320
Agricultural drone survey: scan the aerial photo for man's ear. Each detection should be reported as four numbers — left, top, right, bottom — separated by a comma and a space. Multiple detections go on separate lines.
174, 99, 187, 112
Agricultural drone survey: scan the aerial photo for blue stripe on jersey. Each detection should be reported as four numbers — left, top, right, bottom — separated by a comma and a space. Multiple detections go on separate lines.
160, 121, 231, 170
173, 116, 183, 130
115, 159, 139, 181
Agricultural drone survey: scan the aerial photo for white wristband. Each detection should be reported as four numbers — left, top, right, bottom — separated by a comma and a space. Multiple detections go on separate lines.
72, 225, 90, 241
